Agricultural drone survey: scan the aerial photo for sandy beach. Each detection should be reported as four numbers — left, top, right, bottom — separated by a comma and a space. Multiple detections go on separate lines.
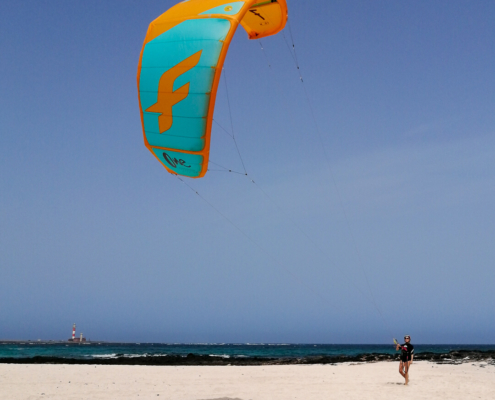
1, 361, 494, 400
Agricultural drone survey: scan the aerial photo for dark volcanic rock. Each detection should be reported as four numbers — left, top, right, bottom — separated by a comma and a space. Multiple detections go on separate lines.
413, 350, 495, 364
0, 350, 493, 366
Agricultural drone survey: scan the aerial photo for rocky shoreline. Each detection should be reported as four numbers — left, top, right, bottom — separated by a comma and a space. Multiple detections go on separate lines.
0, 350, 493, 366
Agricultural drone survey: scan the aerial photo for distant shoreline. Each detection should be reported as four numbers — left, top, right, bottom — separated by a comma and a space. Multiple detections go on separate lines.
0, 340, 107, 344
2, 341, 495, 345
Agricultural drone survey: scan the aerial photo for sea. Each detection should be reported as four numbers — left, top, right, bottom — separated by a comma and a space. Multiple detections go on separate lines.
1, 343, 494, 361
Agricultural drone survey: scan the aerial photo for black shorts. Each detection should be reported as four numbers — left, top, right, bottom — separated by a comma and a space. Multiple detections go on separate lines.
400, 355, 411, 363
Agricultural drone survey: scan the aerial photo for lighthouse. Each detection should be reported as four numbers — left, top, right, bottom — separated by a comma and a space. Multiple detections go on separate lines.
68, 323, 87, 343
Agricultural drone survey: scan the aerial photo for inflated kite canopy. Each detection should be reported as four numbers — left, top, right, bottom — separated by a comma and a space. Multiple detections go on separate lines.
137, 0, 288, 178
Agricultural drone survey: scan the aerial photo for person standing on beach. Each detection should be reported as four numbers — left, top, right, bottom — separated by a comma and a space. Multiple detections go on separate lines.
396, 335, 414, 385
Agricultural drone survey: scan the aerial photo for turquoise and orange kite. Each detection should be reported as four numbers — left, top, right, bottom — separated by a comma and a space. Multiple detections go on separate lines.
137, 0, 288, 178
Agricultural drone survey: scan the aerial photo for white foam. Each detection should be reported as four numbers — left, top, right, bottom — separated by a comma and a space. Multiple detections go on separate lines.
125, 353, 167, 358
91, 354, 118, 358
90, 353, 170, 359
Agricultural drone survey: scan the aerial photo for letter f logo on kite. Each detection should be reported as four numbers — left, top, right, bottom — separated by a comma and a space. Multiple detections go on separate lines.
146, 50, 203, 133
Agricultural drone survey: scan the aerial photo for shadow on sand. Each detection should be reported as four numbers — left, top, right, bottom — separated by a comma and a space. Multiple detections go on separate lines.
198, 398, 244, 400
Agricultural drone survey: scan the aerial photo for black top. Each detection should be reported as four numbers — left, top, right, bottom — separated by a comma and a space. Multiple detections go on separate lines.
400, 343, 414, 360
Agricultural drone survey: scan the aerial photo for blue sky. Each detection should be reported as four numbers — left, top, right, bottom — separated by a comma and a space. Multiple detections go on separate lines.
1, 0, 494, 343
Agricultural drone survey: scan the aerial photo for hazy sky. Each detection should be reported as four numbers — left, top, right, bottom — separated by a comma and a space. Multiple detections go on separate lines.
1, 0, 494, 344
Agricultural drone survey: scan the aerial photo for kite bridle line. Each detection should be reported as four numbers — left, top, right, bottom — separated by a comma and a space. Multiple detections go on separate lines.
221, 67, 248, 176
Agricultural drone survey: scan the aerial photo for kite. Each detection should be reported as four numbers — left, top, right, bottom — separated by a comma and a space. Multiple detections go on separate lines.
137, 0, 288, 178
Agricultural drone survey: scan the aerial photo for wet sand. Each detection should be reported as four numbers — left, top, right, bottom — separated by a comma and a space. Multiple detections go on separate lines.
1, 361, 494, 399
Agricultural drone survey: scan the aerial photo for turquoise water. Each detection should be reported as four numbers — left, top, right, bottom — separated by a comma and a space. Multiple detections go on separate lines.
1, 343, 494, 360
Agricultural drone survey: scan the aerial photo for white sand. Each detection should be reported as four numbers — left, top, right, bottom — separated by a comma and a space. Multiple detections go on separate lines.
1, 361, 494, 400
